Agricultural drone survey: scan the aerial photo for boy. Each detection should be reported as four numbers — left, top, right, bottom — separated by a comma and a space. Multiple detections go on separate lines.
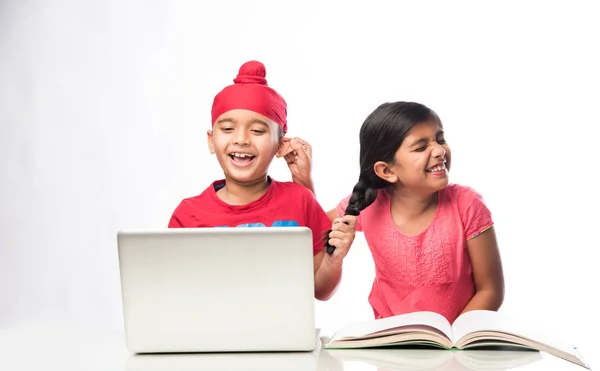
168, 60, 356, 301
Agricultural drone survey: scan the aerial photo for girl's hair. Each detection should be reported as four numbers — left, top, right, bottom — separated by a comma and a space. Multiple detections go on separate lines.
324, 101, 441, 254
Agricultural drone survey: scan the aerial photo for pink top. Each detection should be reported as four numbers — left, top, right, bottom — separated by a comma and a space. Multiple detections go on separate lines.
336, 184, 493, 323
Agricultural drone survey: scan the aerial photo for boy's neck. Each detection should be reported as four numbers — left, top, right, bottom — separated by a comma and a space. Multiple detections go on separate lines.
217, 176, 271, 205
390, 187, 438, 218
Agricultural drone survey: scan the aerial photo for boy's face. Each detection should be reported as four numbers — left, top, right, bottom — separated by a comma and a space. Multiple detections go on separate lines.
207, 109, 286, 184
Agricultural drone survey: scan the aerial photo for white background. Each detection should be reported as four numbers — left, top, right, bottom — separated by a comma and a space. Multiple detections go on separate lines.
1, 0, 599, 368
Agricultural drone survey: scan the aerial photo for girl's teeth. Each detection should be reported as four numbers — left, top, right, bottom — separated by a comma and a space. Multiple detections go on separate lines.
428, 164, 445, 172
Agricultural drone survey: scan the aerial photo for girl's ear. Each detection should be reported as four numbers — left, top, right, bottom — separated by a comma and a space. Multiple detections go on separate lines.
207, 130, 215, 154
276, 137, 293, 158
373, 161, 399, 183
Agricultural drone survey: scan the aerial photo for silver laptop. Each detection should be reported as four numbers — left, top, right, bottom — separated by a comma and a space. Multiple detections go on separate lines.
117, 227, 316, 353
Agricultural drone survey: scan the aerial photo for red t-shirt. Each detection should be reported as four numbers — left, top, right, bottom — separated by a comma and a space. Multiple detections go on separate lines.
169, 178, 331, 255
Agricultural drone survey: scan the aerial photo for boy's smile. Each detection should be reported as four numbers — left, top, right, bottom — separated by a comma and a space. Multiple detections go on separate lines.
229, 152, 257, 168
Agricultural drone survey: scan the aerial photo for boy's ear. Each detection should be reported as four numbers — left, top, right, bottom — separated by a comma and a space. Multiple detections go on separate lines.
373, 161, 399, 183
207, 130, 215, 154
276, 137, 294, 158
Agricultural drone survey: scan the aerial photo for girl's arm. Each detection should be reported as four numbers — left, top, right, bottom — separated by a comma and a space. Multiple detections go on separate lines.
461, 226, 505, 314
282, 137, 315, 194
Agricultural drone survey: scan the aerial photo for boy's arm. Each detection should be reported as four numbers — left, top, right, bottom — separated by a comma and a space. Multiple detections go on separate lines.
168, 203, 186, 228
313, 215, 357, 301
460, 227, 505, 314
168, 214, 183, 228
313, 250, 340, 301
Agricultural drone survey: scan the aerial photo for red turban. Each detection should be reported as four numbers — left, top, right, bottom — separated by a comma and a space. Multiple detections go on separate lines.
211, 60, 288, 134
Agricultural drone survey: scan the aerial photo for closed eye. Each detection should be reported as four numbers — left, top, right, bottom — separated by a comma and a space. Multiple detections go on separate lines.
252, 129, 267, 134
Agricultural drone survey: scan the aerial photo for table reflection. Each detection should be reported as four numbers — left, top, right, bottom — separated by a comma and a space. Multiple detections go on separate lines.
324, 348, 543, 371
127, 344, 543, 371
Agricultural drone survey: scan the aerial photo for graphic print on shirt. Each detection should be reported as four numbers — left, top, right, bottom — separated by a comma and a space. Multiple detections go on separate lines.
216, 220, 300, 228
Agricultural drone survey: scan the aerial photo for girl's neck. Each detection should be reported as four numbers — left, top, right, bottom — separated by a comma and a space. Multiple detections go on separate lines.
218, 175, 270, 205
390, 187, 438, 218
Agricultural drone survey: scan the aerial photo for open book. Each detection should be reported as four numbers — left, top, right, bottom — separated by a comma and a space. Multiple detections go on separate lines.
324, 310, 589, 369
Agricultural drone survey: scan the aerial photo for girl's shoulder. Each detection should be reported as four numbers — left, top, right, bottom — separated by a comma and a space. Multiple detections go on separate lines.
441, 183, 485, 203
440, 184, 494, 237
440, 184, 490, 217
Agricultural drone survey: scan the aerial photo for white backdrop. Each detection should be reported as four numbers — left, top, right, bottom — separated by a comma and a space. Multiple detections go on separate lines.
1, 0, 599, 368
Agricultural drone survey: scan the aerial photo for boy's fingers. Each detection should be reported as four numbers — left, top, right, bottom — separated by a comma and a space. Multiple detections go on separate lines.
331, 217, 345, 230
340, 215, 357, 228
336, 223, 355, 234
327, 238, 339, 248
329, 231, 343, 246
329, 230, 351, 241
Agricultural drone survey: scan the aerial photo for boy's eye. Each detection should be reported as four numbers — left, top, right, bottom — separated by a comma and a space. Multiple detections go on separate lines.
252, 129, 266, 134
437, 139, 446, 144
221, 127, 234, 132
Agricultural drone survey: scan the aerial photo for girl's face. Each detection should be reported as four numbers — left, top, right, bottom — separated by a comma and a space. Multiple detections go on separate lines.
381, 119, 451, 193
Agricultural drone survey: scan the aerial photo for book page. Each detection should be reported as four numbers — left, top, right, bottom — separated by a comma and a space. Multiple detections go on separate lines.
452, 310, 578, 353
332, 311, 453, 341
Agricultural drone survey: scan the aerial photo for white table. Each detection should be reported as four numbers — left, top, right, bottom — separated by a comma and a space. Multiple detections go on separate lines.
0, 323, 591, 370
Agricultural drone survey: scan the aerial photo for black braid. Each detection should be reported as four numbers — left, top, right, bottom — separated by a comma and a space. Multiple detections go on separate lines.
324, 178, 378, 255
323, 101, 438, 255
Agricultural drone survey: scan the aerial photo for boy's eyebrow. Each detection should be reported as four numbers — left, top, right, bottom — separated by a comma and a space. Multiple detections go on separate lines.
215, 118, 235, 125
249, 119, 270, 127
215, 118, 270, 127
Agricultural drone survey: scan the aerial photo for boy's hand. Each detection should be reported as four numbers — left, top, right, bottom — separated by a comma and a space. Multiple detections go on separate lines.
327, 215, 357, 265
282, 137, 314, 193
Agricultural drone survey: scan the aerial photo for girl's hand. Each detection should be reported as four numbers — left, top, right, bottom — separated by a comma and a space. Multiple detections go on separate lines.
282, 137, 314, 193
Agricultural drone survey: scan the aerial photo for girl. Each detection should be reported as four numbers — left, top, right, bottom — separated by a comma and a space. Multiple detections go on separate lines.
326, 101, 504, 323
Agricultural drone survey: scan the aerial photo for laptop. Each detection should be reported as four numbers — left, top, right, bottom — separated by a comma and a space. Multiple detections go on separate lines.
126, 334, 325, 371
117, 227, 317, 353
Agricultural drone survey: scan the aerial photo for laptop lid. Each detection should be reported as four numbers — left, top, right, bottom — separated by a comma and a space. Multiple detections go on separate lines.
117, 227, 316, 353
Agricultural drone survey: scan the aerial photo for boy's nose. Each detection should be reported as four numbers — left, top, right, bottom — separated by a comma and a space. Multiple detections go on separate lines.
233, 131, 249, 145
